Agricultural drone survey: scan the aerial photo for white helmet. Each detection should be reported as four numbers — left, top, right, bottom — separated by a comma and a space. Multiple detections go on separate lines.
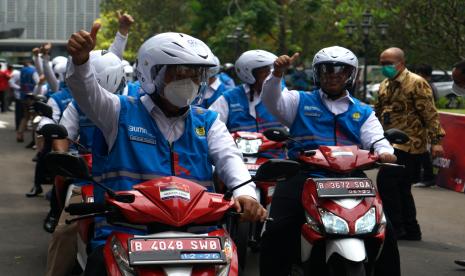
235, 50, 277, 84
89, 50, 125, 94
121, 60, 134, 80
207, 56, 221, 78
135, 32, 216, 94
54, 62, 67, 75
312, 46, 358, 86
52, 56, 67, 67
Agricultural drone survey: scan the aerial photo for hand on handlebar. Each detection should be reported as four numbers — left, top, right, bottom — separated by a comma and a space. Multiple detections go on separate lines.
379, 152, 397, 163
234, 195, 268, 222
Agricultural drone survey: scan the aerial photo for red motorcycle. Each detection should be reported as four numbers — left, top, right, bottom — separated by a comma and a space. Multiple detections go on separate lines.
45, 152, 299, 276
263, 128, 408, 276
229, 131, 285, 272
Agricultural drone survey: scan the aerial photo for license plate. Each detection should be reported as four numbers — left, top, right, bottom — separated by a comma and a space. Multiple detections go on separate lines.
315, 178, 375, 198
128, 237, 226, 265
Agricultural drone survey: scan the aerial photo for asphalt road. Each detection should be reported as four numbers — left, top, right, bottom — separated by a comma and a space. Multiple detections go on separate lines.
0, 111, 464, 276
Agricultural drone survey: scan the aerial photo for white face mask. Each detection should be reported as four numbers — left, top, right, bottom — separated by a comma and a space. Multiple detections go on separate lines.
452, 83, 465, 96
163, 78, 200, 107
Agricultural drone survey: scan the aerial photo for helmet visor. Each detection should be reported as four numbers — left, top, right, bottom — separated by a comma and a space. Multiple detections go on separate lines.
165, 65, 208, 85
317, 64, 353, 76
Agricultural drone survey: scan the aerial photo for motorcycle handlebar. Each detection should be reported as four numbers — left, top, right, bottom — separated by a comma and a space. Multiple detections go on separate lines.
375, 162, 405, 169
65, 203, 106, 216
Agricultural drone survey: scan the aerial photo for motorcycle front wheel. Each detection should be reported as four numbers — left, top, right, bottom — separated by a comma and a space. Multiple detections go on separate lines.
327, 254, 366, 276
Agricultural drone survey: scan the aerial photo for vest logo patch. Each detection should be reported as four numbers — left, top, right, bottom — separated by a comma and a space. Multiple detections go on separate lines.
159, 183, 191, 201
303, 105, 322, 117
128, 125, 156, 144
304, 105, 321, 112
195, 127, 206, 136
230, 103, 244, 112
352, 112, 361, 121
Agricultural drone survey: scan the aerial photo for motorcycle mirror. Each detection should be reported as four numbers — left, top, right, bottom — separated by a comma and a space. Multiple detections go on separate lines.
223, 159, 300, 200
44, 152, 134, 203
34, 94, 48, 103
44, 152, 91, 180
34, 101, 53, 119
37, 124, 68, 140
263, 128, 290, 142
253, 159, 300, 182
384, 129, 410, 145
32, 115, 42, 125
114, 193, 135, 203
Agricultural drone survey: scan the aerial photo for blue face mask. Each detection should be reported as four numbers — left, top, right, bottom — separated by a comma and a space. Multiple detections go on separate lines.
382, 65, 398, 79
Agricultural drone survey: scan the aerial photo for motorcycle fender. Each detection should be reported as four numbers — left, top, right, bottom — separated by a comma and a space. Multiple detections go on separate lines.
325, 238, 366, 263
301, 234, 313, 262
163, 266, 193, 275
76, 233, 87, 270
64, 184, 77, 208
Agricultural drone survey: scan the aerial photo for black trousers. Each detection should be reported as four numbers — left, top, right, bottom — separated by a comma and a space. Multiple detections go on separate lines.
260, 172, 401, 276
420, 151, 435, 182
377, 149, 422, 236
14, 99, 23, 130
84, 245, 107, 276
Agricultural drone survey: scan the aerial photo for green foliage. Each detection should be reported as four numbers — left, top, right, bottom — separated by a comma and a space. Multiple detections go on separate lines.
97, 0, 465, 70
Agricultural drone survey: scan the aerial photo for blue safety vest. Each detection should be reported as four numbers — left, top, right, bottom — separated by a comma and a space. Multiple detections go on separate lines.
19, 66, 36, 98
288, 90, 372, 159
90, 96, 217, 247
222, 85, 282, 133
197, 82, 227, 109
218, 72, 235, 90
72, 100, 95, 152
50, 86, 73, 118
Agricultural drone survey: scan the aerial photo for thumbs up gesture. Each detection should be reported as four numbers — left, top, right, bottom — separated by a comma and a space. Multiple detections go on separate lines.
273, 53, 300, 78
66, 22, 101, 65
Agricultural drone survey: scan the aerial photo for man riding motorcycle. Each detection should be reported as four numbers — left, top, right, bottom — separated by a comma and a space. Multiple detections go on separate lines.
66, 23, 267, 275
209, 49, 284, 133
259, 46, 400, 276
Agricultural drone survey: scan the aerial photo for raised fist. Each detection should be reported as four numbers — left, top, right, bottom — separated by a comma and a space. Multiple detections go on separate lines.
117, 11, 134, 36
66, 22, 101, 65
273, 53, 300, 78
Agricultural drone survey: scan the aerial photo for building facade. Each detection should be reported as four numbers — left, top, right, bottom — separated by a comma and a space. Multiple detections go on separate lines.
0, 0, 100, 62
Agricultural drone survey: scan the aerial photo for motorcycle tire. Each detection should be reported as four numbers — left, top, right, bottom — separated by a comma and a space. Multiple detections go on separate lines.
327, 254, 366, 276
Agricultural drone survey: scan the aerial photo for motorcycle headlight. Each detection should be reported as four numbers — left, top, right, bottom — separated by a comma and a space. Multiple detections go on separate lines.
110, 236, 136, 276
355, 207, 377, 234
319, 209, 349, 235
235, 138, 262, 155
377, 211, 387, 234
305, 211, 322, 233
216, 237, 233, 276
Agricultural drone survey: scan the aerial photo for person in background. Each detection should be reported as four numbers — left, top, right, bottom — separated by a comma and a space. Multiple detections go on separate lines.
290, 62, 309, 90
375, 47, 445, 241
16, 59, 39, 142
411, 63, 438, 188
8, 65, 22, 129
209, 50, 283, 133
219, 62, 236, 89
195, 56, 228, 109
0, 64, 12, 112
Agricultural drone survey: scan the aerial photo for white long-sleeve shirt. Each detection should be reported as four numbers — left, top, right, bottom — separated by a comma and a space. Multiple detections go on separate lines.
59, 85, 133, 141
65, 60, 256, 199
8, 70, 20, 99
209, 84, 261, 124
261, 74, 394, 154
